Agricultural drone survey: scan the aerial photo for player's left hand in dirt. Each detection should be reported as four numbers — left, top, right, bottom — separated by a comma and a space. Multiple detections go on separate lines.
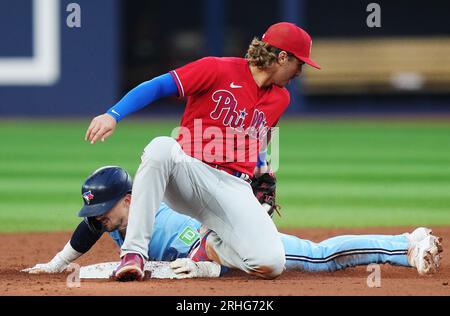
251, 172, 280, 217
85, 113, 117, 144
169, 258, 221, 279
22, 256, 69, 274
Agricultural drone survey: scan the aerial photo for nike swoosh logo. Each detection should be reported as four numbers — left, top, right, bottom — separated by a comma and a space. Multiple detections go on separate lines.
111, 110, 120, 116
230, 82, 242, 89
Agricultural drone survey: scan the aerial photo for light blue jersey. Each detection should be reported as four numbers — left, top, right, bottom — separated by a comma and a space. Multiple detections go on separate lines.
109, 203, 201, 261
110, 204, 412, 272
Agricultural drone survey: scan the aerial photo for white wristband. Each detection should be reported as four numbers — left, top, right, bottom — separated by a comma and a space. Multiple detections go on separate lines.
54, 241, 83, 266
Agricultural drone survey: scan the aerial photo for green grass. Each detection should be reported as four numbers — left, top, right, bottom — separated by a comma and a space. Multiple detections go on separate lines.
1, 118, 450, 232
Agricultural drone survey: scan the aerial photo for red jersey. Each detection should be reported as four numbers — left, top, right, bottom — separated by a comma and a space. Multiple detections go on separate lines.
170, 57, 290, 176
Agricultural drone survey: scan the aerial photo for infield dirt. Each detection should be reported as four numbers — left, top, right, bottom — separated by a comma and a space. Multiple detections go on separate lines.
1, 227, 449, 296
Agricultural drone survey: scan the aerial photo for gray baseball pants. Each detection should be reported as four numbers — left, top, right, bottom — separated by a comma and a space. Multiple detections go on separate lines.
121, 136, 285, 279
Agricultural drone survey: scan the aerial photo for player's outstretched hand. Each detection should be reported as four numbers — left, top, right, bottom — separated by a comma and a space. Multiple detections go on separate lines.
22, 262, 68, 274
85, 113, 117, 144
169, 258, 221, 279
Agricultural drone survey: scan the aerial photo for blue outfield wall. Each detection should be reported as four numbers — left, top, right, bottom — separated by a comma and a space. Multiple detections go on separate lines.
0, 0, 120, 117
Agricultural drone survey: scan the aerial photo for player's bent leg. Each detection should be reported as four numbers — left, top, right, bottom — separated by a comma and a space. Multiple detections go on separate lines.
149, 151, 285, 279
191, 173, 285, 279
205, 230, 285, 279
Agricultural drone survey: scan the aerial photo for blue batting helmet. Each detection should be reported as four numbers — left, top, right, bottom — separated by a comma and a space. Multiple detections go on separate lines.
78, 166, 132, 218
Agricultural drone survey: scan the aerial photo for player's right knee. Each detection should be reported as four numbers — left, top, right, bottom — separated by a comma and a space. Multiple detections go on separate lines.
245, 249, 286, 279
141, 136, 179, 164
257, 254, 285, 279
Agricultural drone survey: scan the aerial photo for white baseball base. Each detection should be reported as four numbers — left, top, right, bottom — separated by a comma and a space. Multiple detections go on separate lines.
79, 261, 177, 279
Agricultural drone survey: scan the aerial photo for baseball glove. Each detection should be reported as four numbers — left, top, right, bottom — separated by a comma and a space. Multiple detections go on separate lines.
251, 173, 281, 218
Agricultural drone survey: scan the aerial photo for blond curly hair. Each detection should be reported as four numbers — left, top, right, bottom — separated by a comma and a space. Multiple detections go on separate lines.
245, 38, 294, 69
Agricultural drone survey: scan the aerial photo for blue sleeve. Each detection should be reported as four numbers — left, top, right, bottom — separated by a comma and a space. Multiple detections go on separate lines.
106, 73, 178, 122
256, 150, 267, 167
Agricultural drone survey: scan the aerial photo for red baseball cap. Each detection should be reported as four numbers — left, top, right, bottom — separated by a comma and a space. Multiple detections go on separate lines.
261, 22, 320, 69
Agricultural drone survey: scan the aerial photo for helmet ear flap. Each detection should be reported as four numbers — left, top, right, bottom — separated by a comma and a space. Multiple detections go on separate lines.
84, 217, 106, 234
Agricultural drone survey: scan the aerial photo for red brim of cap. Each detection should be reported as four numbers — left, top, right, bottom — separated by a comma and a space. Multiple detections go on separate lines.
297, 56, 321, 70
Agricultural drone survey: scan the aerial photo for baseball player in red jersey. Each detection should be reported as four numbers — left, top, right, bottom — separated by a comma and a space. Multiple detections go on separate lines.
85, 22, 320, 281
